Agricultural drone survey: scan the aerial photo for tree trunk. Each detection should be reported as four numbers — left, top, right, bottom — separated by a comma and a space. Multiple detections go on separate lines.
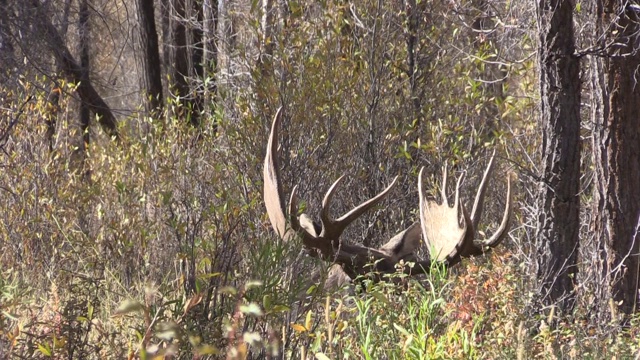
170, 0, 203, 126
78, 0, 91, 150
202, 0, 217, 70
32, 0, 118, 139
253, 0, 276, 123
202, 0, 218, 122
404, 0, 420, 118
44, 0, 72, 151
160, 0, 172, 78
190, 0, 204, 123
0, 0, 13, 60
172, 0, 190, 106
137, 0, 164, 115
259, 0, 275, 76
591, 0, 640, 317
535, 0, 581, 313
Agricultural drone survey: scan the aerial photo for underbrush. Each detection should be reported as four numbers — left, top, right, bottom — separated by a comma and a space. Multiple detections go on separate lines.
1, 93, 639, 359
3, 255, 639, 359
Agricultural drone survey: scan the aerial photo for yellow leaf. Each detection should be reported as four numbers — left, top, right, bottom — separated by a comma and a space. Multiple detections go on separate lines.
291, 323, 307, 333
183, 293, 203, 316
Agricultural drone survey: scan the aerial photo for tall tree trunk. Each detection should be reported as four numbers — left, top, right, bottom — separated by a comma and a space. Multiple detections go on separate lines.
190, 0, 204, 123
254, 0, 275, 119
403, 0, 423, 166
173, 0, 190, 109
170, 0, 202, 126
259, 0, 275, 77
137, 0, 164, 115
202, 0, 218, 115
0, 0, 13, 60
202, 0, 218, 72
160, 0, 172, 78
535, 0, 581, 313
591, 0, 640, 317
404, 0, 420, 118
31, 0, 118, 139
78, 0, 91, 150
44, 0, 72, 151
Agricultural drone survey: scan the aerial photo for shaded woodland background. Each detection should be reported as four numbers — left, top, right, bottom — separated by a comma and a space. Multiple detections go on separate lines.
1, 0, 640, 358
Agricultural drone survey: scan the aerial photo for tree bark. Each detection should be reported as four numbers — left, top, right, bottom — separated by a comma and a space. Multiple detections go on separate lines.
170, 0, 203, 126
172, 0, 190, 105
78, 0, 91, 149
202, 0, 218, 77
535, 0, 581, 313
404, 0, 420, 117
190, 0, 204, 123
44, 0, 72, 151
137, 0, 164, 115
591, 0, 640, 316
0, 0, 13, 60
259, 0, 275, 76
253, 0, 276, 123
202, 0, 218, 115
32, 0, 118, 139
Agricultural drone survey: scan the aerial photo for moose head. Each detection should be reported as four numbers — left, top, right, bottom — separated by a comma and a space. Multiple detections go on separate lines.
264, 108, 512, 285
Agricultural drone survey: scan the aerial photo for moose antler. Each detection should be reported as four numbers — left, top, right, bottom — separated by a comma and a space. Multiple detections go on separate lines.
418, 155, 512, 266
264, 108, 512, 284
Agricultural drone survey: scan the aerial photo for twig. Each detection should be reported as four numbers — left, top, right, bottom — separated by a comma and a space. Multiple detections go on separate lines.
0, 95, 34, 151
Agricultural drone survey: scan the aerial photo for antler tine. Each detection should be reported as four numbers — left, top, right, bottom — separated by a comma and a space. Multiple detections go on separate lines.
476, 174, 512, 248
320, 175, 399, 240
470, 150, 497, 232
458, 167, 512, 258
263, 107, 289, 240
419, 167, 468, 262
448, 169, 469, 262
441, 162, 448, 205
453, 170, 465, 222
319, 174, 347, 230
418, 167, 431, 244
335, 176, 399, 224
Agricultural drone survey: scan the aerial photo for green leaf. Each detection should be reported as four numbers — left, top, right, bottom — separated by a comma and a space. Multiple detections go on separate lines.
305, 310, 313, 330
263, 294, 272, 310
37, 343, 52, 356
271, 305, 291, 313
